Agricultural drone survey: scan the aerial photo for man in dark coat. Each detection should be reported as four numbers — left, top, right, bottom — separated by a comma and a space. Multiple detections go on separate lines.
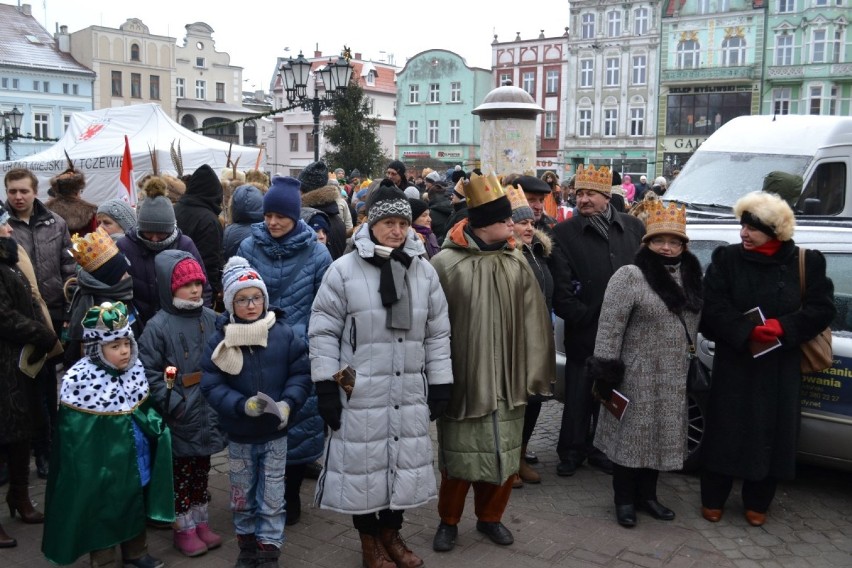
174, 164, 224, 297
549, 164, 645, 477
514, 175, 557, 237
427, 182, 453, 244
298, 161, 347, 260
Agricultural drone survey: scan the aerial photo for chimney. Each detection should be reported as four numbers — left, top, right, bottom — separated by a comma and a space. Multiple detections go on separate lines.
56, 24, 71, 53
20, 3, 32, 16
314, 50, 322, 58
354, 52, 362, 61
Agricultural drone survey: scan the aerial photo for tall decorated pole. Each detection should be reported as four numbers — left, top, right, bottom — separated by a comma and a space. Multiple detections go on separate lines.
472, 82, 543, 176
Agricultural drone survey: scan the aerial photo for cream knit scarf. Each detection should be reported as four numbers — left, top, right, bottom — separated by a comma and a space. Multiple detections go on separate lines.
211, 311, 276, 374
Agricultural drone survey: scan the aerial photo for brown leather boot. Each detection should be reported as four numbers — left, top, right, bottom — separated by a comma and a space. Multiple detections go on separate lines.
359, 532, 396, 568
518, 444, 540, 484
0, 521, 17, 548
5, 442, 43, 524
379, 528, 424, 568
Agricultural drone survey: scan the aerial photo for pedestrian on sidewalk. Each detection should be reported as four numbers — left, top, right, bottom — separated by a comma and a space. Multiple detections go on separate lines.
138, 252, 226, 557
587, 201, 702, 528
430, 172, 554, 552
201, 256, 311, 568
309, 185, 453, 568
42, 301, 174, 568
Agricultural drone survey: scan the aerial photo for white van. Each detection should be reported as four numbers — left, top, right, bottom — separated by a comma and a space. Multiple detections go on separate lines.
665, 115, 852, 218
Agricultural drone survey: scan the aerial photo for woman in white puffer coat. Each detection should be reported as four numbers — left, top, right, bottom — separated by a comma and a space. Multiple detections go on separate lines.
309, 184, 453, 568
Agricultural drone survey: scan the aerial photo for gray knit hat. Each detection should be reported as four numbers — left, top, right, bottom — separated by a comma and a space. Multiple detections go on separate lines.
298, 161, 329, 193
366, 184, 412, 228
136, 195, 176, 234
222, 256, 269, 317
97, 199, 137, 234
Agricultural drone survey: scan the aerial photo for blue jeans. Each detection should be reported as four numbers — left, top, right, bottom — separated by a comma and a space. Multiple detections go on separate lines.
229, 437, 288, 547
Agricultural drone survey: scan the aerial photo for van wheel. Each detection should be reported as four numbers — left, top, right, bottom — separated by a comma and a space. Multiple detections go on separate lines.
683, 392, 706, 472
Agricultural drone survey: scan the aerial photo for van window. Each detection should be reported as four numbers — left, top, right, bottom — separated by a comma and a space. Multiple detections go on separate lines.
688, 240, 729, 270
824, 253, 852, 333
796, 162, 846, 216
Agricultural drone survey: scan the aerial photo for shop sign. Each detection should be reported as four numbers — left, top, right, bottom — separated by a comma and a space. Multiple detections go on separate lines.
403, 151, 431, 158
437, 150, 463, 158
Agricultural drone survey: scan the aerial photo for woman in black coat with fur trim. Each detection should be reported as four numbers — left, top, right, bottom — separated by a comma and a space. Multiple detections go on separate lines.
587, 201, 703, 528
699, 191, 835, 528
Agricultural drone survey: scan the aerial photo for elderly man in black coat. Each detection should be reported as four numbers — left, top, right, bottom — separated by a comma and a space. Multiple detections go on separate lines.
549, 164, 645, 477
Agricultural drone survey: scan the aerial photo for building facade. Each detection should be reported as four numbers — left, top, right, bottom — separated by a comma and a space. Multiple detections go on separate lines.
175, 23, 254, 145
0, 3, 94, 160
762, 0, 852, 116
68, 18, 174, 116
492, 29, 570, 178
563, 1, 661, 182
269, 49, 398, 177
395, 49, 491, 175
656, 0, 766, 179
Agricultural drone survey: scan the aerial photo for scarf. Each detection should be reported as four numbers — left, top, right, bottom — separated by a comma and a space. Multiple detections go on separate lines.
364, 238, 413, 331
67, 270, 135, 341
634, 245, 703, 315
211, 311, 276, 374
138, 227, 179, 252
751, 239, 782, 256
413, 224, 440, 257
587, 204, 613, 241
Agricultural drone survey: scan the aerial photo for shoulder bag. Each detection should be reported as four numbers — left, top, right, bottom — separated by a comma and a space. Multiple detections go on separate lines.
798, 248, 833, 373
676, 313, 711, 393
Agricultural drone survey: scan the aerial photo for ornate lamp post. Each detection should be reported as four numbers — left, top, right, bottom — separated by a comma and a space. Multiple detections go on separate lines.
279, 51, 354, 163
3, 106, 23, 161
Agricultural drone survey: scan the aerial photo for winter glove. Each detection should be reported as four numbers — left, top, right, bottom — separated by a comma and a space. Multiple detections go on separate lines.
750, 318, 783, 343
427, 383, 453, 422
316, 380, 342, 431
276, 401, 291, 430
244, 396, 267, 417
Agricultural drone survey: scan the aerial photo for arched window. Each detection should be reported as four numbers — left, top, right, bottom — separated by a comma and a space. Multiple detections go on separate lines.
677, 40, 700, 69
243, 120, 257, 145
722, 36, 746, 66
130, 43, 140, 62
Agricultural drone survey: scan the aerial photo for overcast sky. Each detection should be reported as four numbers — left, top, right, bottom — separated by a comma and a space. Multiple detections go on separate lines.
36, 0, 571, 90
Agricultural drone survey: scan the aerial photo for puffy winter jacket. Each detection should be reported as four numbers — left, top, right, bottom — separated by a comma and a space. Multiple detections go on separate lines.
138, 250, 226, 457
200, 310, 311, 444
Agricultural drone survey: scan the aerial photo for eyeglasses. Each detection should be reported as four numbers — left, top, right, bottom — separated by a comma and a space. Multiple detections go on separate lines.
649, 237, 684, 249
233, 295, 264, 308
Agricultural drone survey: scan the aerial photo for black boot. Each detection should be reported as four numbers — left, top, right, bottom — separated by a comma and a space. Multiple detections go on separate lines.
255, 542, 280, 568
234, 533, 256, 568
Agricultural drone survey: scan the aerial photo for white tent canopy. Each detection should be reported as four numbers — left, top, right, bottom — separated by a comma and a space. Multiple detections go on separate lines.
0, 103, 260, 205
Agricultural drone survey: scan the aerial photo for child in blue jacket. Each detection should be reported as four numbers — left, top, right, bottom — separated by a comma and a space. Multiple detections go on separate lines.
200, 256, 311, 568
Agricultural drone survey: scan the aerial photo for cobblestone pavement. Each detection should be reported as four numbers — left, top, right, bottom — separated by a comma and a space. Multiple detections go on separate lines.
5, 400, 852, 567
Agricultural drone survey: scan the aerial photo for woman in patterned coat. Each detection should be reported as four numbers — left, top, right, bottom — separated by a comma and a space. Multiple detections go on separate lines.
587, 201, 703, 528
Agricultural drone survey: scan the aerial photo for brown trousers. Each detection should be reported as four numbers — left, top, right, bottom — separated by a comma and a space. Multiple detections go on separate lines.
437, 469, 514, 525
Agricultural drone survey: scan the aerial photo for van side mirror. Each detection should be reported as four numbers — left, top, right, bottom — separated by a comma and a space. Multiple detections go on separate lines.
802, 198, 822, 215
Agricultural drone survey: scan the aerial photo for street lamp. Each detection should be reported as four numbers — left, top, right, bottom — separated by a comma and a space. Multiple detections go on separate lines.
279, 51, 354, 163
3, 106, 23, 161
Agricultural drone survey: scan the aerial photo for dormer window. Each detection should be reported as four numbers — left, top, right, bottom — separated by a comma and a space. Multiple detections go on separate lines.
366, 70, 376, 86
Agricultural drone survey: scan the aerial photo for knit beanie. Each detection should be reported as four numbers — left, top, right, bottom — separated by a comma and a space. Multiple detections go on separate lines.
425, 171, 441, 183
367, 185, 412, 227
387, 160, 406, 179
298, 161, 330, 193
171, 257, 207, 293
90, 252, 130, 287
264, 176, 302, 222
408, 198, 429, 223
222, 256, 269, 315
97, 199, 137, 234
137, 177, 176, 234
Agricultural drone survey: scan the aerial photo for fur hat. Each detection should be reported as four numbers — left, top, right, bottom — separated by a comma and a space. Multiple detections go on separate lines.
97, 199, 137, 234
171, 257, 207, 293
298, 161, 330, 193
264, 176, 302, 222
245, 169, 270, 190
367, 185, 412, 227
137, 177, 177, 234
222, 256, 269, 316
733, 191, 795, 242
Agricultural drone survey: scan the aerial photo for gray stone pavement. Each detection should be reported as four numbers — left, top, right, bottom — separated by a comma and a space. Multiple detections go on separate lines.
4, 400, 852, 567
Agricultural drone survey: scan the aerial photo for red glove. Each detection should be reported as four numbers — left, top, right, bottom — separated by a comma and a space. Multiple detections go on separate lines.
750, 318, 783, 343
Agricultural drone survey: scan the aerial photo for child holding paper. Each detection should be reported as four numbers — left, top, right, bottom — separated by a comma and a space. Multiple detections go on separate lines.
201, 256, 311, 568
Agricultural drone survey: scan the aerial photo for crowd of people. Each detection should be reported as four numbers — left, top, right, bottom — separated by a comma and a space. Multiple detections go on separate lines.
0, 157, 835, 568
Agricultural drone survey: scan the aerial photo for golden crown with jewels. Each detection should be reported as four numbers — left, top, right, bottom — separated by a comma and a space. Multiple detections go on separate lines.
643, 200, 688, 242
575, 164, 613, 194
70, 227, 119, 272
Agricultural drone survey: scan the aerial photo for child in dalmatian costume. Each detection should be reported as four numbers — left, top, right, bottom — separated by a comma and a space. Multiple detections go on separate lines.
42, 301, 174, 568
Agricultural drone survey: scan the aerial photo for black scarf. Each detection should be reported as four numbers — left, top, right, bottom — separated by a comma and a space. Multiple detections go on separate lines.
365, 232, 413, 330
634, 245, 703, 314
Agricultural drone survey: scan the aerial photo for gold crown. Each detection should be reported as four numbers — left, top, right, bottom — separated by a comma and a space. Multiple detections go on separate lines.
464, 171, 506, 208
644, 200, 688, 241
504, 181, 531, 212
71, 227, 119, 272
575, 164, 613, 194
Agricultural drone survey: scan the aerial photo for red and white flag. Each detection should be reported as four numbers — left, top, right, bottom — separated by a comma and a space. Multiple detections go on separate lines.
119, 135, 136, 205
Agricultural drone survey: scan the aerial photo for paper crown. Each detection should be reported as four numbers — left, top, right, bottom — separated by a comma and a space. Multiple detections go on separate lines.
71, 227, 119, 272
643, 200, 688, 242
504, 182, 534, 221
82, 301, 130, 333
575, 164, 613, 194
464, 171, 506, 208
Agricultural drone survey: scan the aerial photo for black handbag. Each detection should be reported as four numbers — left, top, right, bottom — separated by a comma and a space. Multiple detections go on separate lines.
677, 313, 712, 393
